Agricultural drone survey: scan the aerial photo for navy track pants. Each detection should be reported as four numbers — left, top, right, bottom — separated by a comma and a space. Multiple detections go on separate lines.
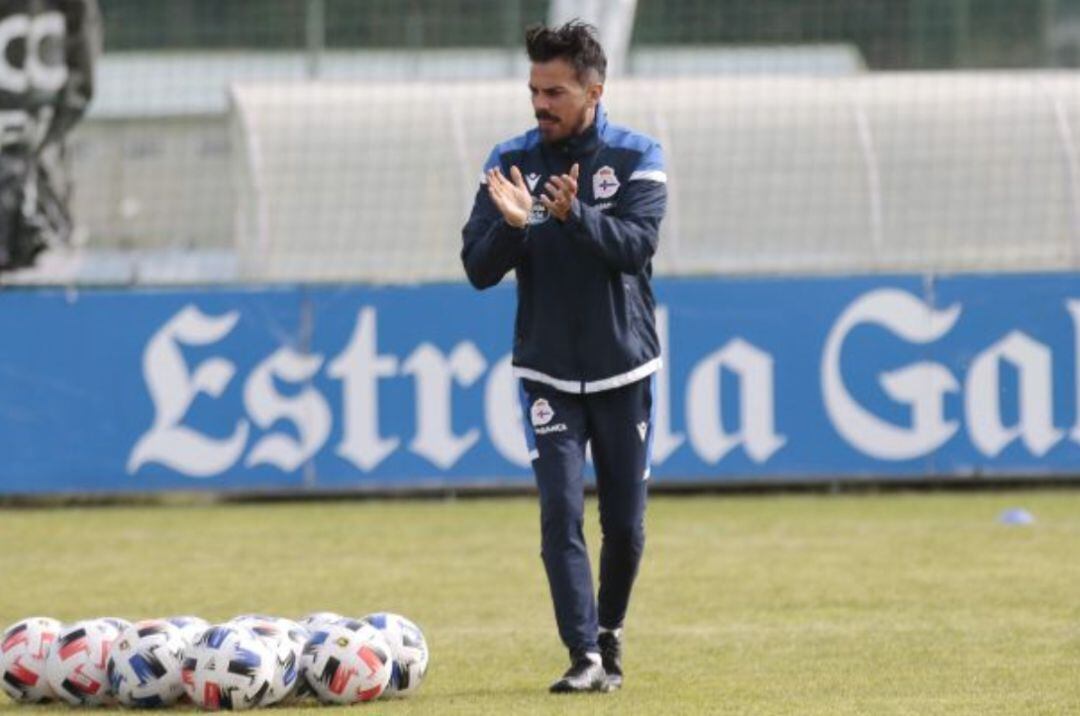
519, 375, 655, 654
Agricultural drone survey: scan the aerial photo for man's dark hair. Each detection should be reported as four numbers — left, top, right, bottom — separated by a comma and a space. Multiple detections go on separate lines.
525, 20, 607, 83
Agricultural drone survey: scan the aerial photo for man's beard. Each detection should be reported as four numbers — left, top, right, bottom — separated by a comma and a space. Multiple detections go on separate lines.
537, 107, 592, 144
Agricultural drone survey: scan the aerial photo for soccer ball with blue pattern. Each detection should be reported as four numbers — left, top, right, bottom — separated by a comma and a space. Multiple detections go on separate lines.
294, 613, 344, 699
300, 619, 392, 704
107, 619, 186, 708
362, 612, 429, 697
0, 617, 62, 703
229, 615, 307, 706
180, 624, 274, 711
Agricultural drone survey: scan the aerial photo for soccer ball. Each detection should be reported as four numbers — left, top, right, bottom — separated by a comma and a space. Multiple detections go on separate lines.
166, 615, 209, 647
297, 611, 343, 632
0, 617, 62, 703
180, 624, 274, 711
107, 619, 186, 708
229, 615, 307, 705
300, 619, 393, 704
362, 612, 429, 697
294, 610, 344, 698
293, 613, 343, 700
45, 618, 123, 706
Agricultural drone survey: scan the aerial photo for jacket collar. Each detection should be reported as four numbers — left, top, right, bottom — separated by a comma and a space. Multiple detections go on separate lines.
549, 104, 607, 159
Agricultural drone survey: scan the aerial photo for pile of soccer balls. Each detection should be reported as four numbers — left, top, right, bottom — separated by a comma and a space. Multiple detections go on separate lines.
0, 611, 428, 709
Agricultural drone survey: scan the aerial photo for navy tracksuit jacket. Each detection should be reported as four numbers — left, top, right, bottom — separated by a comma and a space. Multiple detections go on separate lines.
461, 105, 667, 655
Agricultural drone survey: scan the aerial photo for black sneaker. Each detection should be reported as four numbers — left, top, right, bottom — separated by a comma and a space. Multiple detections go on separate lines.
549, 652, 609, 693
598, 631, 623, 690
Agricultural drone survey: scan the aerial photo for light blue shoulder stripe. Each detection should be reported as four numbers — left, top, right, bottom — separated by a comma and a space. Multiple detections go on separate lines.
601, 123, 655, 153
634, 142, 665, 174
483, 130, 542, 172
602, 123, 665, 174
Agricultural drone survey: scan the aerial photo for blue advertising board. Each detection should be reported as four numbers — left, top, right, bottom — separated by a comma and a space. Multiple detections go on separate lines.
0, 273, 1078, 494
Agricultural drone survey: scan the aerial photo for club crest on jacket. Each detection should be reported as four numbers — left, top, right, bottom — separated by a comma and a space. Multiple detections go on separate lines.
593, 166, 620, 199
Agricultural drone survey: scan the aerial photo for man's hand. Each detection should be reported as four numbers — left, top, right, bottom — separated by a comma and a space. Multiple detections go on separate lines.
487, 166, 533, 228
541, 163, 579, 222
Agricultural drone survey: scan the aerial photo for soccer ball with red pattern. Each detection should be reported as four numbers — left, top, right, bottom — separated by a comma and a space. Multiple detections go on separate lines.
180, 624, 274, 711
300, 619, 392, 704
0, 617, 62, 703
45, 619, 122, 706
361, 612, 429, 697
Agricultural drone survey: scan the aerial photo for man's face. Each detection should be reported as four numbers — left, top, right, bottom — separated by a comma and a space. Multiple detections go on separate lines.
529, 58, 602, 143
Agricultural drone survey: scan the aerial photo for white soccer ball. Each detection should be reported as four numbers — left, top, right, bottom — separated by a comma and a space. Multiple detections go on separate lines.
300, 619, 393, 704
166, 615, 209, 647
45, 618, 123, 706
0, 617, 62, 703
229, 616, 307, 705
362, 612, 429, 697
180, 623, 274, 711
294, 613, 343, 700
107, 619, 186, 708
297, 611, 343, 632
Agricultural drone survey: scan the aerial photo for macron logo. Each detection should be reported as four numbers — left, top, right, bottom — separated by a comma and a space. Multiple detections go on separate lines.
525, 173, 541, 193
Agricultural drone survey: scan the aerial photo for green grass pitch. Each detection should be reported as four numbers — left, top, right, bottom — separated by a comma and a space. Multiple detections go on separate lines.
1, 490, 1078, 715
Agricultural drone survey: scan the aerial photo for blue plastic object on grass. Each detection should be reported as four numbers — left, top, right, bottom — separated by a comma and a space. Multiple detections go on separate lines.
997, 508, 1035, 526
